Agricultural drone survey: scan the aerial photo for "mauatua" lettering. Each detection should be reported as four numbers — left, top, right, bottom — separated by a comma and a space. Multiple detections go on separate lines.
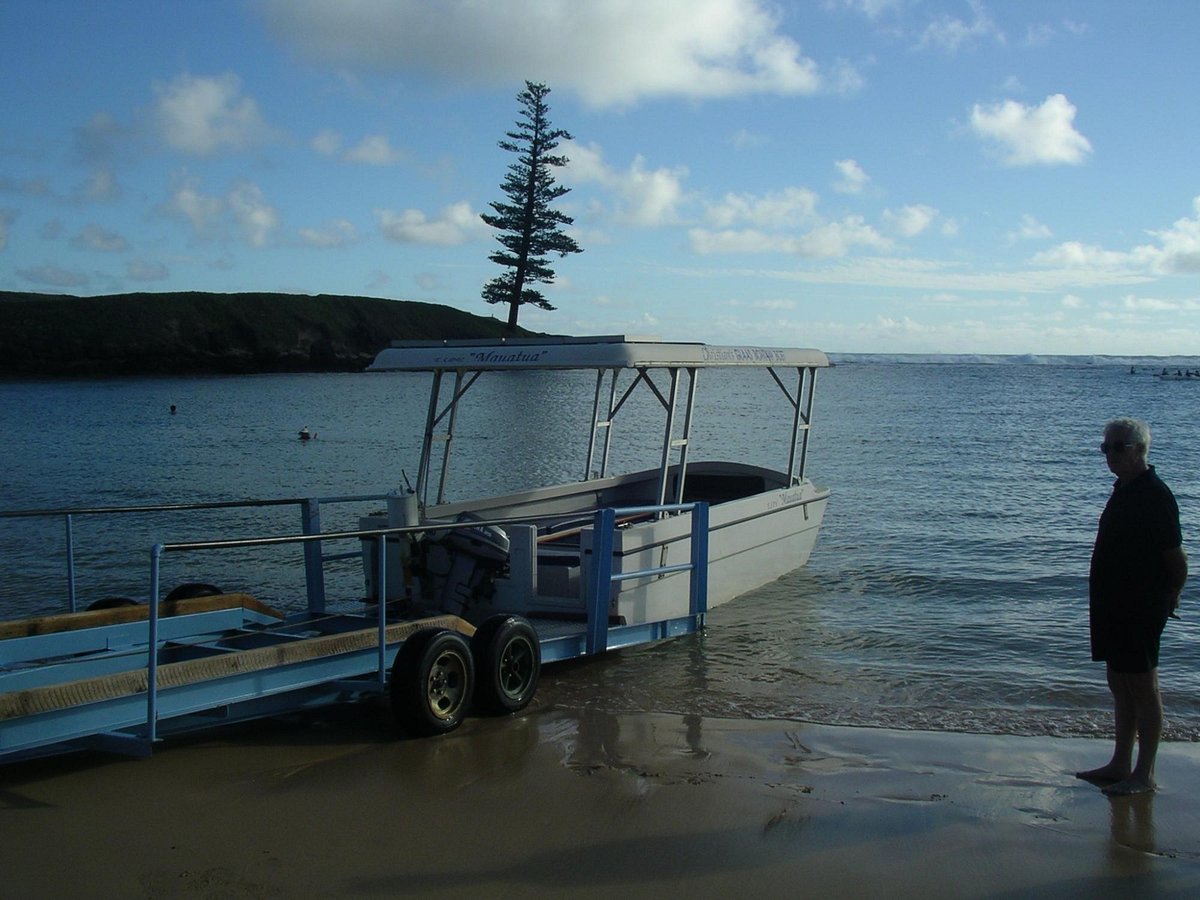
470, 350, 549, 364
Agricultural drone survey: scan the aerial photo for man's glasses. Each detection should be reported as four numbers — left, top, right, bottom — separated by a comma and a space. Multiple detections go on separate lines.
1100, 442, 1133, 454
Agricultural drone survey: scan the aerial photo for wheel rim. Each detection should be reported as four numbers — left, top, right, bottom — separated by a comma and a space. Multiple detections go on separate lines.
426, 648, 469, 720
498, 635, 536, 700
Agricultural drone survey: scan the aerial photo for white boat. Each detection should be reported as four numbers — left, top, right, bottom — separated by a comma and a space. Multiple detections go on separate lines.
365, 335, 831, 630
0, 335, 831, 759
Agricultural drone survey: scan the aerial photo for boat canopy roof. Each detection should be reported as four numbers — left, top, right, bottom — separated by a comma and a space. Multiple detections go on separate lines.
368, 335, 829, 372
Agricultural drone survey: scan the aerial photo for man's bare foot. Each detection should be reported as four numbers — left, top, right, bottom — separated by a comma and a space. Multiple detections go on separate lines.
1103, 775, 1156, 796
1075, 764, 1129, 784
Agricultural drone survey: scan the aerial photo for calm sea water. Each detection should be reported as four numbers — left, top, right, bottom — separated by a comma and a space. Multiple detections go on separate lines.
2, 360, 1199, 740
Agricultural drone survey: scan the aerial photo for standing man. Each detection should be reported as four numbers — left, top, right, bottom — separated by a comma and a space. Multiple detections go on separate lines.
1078, 417, 1187, 795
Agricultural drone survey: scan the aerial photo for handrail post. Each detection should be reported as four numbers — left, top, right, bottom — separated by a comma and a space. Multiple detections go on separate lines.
689, 502, 709, 621
148, 544, 163, 747
376, 534, 387, 686
65, 513, 77, 613
300, 499, 326, 615
585, 508, 616, 654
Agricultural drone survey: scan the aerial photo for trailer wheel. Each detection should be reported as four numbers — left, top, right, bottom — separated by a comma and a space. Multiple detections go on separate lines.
390, 629, 474, 736
164, 582, 224, 601
86, 597, 139, 611
472, 615, 540, 715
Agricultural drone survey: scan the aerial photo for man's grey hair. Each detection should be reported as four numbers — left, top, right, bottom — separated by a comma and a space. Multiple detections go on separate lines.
1106, 416, 1151, 458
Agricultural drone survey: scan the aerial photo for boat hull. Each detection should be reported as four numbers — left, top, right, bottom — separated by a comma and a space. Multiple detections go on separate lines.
390, 462, 830, 627
603, 480, 828, 624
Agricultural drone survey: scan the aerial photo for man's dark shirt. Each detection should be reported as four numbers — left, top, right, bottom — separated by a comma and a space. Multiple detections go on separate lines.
1089, 465, 1182, 644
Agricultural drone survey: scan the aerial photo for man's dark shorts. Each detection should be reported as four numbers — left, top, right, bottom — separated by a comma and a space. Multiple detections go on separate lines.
1101, 616, 1168, 673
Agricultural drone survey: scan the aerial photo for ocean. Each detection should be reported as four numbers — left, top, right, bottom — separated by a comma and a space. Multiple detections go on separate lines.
3, 356, 1199, 741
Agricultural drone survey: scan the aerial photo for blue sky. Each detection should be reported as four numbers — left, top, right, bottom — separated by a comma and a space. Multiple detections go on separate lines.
1, 0, 1197, 354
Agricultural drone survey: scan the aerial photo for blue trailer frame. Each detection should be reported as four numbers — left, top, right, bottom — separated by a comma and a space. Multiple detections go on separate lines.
0, 501, 708, 763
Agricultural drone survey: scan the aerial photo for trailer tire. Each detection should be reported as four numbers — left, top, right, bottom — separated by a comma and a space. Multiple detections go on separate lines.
472, 615, 540, 715
390, 628, 474, 736
164, 582, 224, 601
86, 597, 139, 610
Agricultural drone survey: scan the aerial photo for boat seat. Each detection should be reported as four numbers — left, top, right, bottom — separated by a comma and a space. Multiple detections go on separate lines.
679, 473, 767, 503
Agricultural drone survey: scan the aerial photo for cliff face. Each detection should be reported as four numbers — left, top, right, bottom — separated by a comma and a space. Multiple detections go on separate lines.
0, 292, 532, 376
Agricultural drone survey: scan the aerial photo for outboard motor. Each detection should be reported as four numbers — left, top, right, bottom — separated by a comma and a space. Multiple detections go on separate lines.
423, 514, 510, 618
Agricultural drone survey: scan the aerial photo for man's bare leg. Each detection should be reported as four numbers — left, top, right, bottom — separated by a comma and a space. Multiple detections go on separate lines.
1076, 664, 1136, 783
1104, 669, 1161, 795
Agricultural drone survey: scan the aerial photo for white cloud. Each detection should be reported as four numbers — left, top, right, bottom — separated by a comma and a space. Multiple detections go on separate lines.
826, 0, 904, 21
562, 141, 610, 184
77, 169, 119, 203
674, 254, 1148, 294
71, 223, 129, 252
312, 129, 343, 156
745, 298, 797, 310
564, 141, 688, 226
1030, 241, 1134, 270
883, 204, 938, 238
343, 134, 406, 165
620, 158, 689, 226
917, 0, 1004, 53
794, 216, 893, 256
730, 128, 767, 150
166, 175, 224, 237
1145, 195, 1200, 274
826, 58, 865, 94
163, 175, 279, 247
73, 112, 126, 165
154, 73, 274, 156
833, 158, 869, 194
127, 260, 169, 282
17, 264, 90, 287
299, 219, 359, 247
1060, 294, 1083, 308
1121, 294, 1189, 312
261, 0, 853, 107
377, 201, 480, 245
0, 176, 51, 197
312, 129, 405, 165
1009, 213, 1052, 242
689, 215, 891, 257
228, 182, 280, 247
689, 228, 793, 255
970, 94, 1092, 166
705, 187, 819, 228
1031, 200, 1200, 276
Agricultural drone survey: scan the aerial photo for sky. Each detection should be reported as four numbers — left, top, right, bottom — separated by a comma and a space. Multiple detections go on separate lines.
1, 0, 1197, 355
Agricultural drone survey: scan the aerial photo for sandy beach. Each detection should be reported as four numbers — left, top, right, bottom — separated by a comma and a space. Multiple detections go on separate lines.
3, 699, 1200, 899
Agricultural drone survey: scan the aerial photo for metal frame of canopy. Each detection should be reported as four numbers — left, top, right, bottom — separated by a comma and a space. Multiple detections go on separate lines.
367, 336, 827, 512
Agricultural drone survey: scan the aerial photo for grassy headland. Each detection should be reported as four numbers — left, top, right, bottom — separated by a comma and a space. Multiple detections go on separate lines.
0, 291, 535, 376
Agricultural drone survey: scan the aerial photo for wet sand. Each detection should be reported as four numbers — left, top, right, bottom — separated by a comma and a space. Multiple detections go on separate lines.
3, 703, 1200, 899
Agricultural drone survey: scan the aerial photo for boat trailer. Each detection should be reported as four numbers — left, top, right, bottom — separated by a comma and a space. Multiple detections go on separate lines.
0, 502, 708, 763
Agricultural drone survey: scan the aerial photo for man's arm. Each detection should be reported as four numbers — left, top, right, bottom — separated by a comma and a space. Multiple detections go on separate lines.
1163, 544, 1188, 613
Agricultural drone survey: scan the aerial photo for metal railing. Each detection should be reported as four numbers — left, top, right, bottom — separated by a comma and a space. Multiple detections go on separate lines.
584, 503, 709, 655
141, 500, 708, 747
0, 494, 393, 614
2, 498, 709, 758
